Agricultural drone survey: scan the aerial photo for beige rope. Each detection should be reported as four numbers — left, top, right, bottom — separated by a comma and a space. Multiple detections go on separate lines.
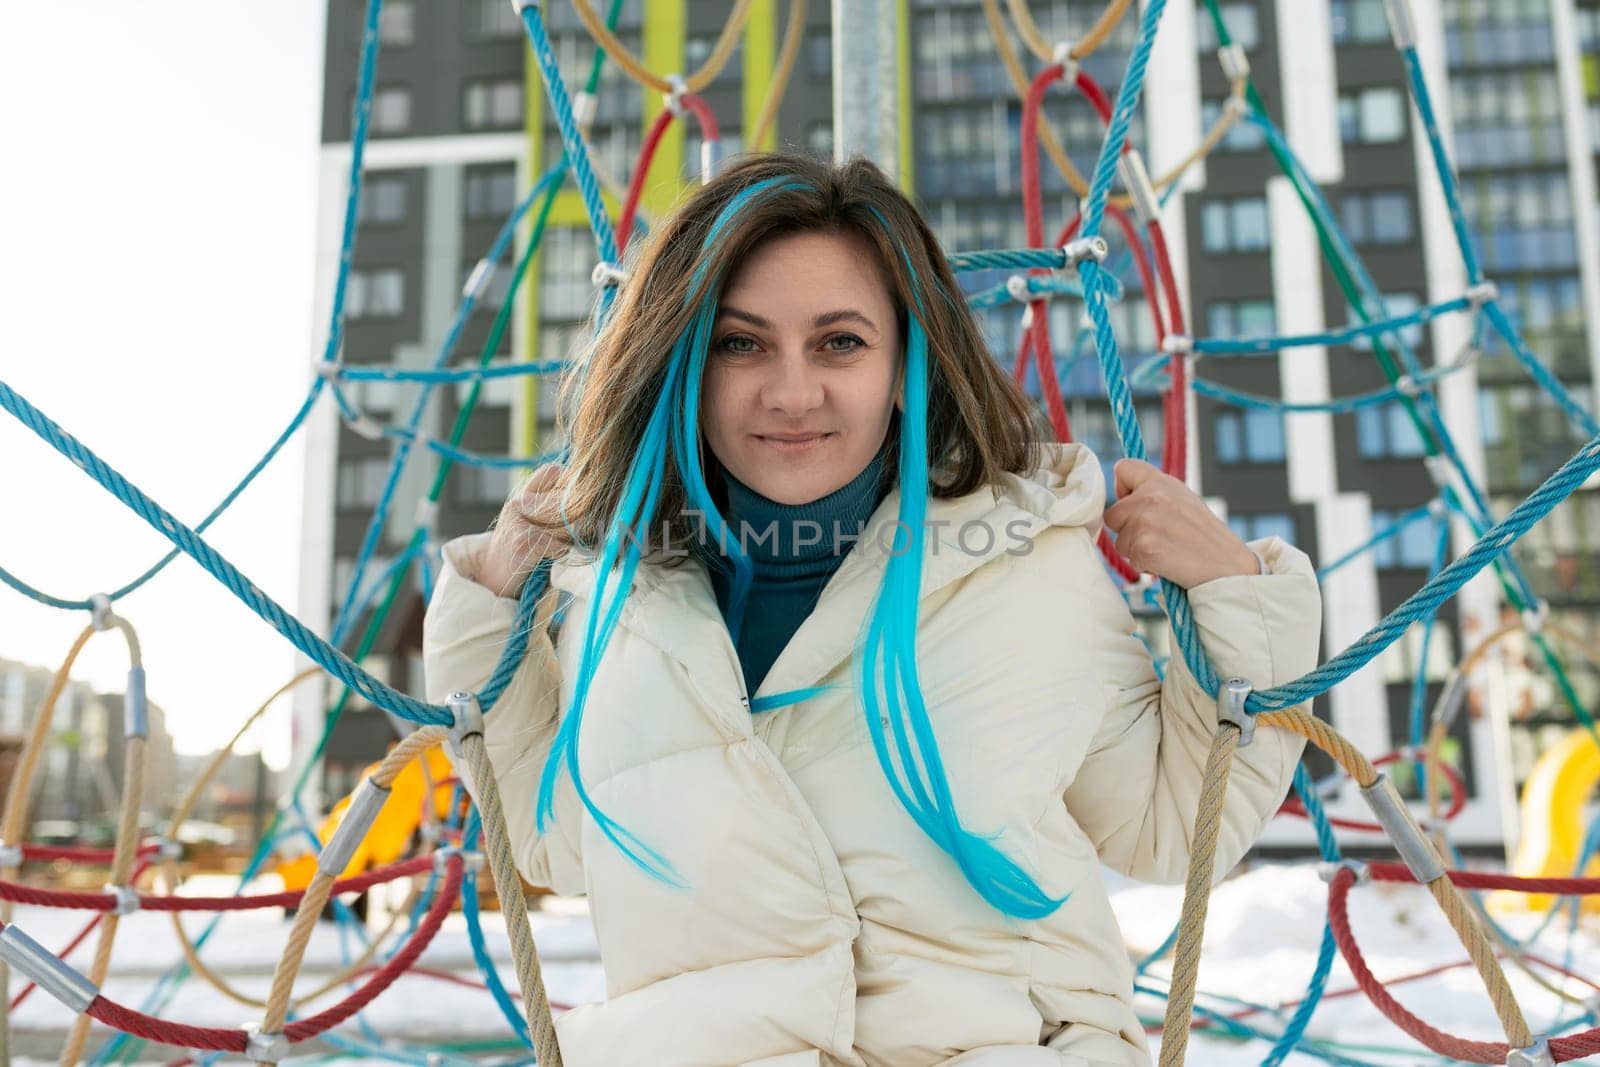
569, 0, 753, 95
748, 0, 808, 152
1005, 0, 1131, 63
0, 618, 140, 1064
253, 728, 445, 1064
1258, 707, 1533, 1049
159, 668, 419, 1008
1156, 723, 1241, 1066
60, 733, 146, 1066
458, 729, 563, 1066
983, 0, 1247, 209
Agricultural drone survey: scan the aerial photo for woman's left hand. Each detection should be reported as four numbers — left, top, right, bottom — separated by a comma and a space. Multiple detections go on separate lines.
1102, 459, 1262, 589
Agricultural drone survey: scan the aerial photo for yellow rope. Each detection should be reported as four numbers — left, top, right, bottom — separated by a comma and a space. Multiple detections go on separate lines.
1006, 0, 1132, 62
569, 0, 753, 95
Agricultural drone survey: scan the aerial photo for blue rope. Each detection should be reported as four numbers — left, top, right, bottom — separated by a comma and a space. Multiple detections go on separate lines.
0, 379, 325, 610
1190, 297, 1471, 356
336, 357, 571, 383
462, 810, 534, 1046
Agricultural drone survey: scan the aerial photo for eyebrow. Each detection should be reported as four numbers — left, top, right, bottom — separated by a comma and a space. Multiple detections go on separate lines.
718, 306, 880, 333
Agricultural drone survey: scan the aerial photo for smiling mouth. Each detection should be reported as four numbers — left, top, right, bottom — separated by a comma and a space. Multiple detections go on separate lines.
755, 432, 834, 450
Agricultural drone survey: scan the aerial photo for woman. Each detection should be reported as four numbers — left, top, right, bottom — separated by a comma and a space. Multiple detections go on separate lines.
424, 154, 1322, 1066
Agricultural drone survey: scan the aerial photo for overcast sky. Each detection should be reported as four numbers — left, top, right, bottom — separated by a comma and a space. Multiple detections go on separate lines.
1, 4, 327, 766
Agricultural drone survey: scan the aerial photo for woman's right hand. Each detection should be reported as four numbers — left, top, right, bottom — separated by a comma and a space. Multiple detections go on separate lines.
474, 462, 572, 599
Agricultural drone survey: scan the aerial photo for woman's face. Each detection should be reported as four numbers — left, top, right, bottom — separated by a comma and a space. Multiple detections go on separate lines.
701, 229, 904, 506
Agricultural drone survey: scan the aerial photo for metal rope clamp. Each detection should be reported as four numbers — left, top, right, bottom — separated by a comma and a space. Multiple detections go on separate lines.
0, 924, 98, 1013
664, 73, 688, 116
0, 841, 21, 869
446, 691, 486, 759
509, 0, 540, 13
89, 593, 113, 632
1216, 676, 1255, 747
1061, 236, 1108, 276
1051, 41, 1079, 84
103, 883, 140, 917
1521, 599, 1549, 637
243, 1023, 290, 1064
1505, 1036, 1553, 1067
432, 844, 485, 876
1316, 858, 1370, 886
1360, 772, 1446, 883
591, 261, 628, 289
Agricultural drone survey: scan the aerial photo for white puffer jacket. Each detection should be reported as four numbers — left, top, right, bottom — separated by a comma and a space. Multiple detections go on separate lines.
424, 442, 1322, 1066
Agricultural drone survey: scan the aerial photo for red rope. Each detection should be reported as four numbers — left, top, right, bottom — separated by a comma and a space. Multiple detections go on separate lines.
1326, 865, 1600, 1062
18, 841, 164, 865
9, 857, 154, 1009
71, 855, 462, 1053
0, 854, 433, 913
616, 92, 720, 259
1365, 860, 1600, 896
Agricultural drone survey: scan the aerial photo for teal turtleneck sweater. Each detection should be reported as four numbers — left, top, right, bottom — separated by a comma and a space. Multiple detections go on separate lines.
709, 447, 892, 697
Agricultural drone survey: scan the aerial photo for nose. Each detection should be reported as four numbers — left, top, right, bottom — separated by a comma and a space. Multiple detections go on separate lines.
760, 349, 824, 417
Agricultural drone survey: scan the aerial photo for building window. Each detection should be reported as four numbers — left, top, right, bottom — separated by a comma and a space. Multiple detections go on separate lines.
805, 32, 832, 79
1356, 402, 1428, 459
471, 0, 523, 39
369, 86, 412, 135
1213, 409, 1286, 463
1459, 171, 1577, 271
1448, 69, 1565, 166
347, 268, 405, 319
1200, 197, 1269, 253
358, 174, 408, 225
462, 259, 512, 311
804, 121, 834, 159
1348, 292, 1423, 351
1372, 509, 1442, 569
1228, 512, 1297, 544
1338, 87, 1407, 144
540, 227, 597, 321
1200, 100, 1266, 152
377, 0, 415, 46
1195, 3, 1261, 51
1331, 0, 1390, 43
1207, 299, 1276, 339
464, 164, 517, 221
1340, 190, 1414, 245
464, 78, 524, 131
454, 464, 513, 508
1480, 382, 1595, 490
337, 456, 392, 509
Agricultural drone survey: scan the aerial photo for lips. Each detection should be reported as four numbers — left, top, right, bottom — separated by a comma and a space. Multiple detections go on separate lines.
757, 433, 830, 442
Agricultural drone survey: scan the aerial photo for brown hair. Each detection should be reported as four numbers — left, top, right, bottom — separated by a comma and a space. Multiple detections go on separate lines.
530, 152, 1045, 566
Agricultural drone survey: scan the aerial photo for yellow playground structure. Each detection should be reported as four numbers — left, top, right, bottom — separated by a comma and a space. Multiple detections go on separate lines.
1506, 727, 1600, 915
277, 742, 457, 891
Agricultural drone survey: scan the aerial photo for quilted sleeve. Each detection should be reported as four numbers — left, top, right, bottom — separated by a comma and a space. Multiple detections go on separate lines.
423, 531, 585, 896
1062, 533, 1321, 885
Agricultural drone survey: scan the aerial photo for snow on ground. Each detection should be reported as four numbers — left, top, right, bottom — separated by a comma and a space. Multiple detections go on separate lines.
7, 861, 1598, 1064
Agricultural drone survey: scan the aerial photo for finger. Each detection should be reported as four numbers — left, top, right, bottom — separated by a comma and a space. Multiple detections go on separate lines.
1103, 499, 1128, 533
1113, 458, 1159, 498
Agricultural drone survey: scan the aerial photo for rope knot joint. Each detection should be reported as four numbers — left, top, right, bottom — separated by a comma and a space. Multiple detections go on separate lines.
433, 846, 484, 876
89, 593, 113, 632
664, 73, 689, 115
1051, 41, 1079, 83
1218, 43, 1250, 82
0, 842, 21, 869
1520, 599, 1549, 636
1160, 334, 1194, 355
1465, 279, 1499, 307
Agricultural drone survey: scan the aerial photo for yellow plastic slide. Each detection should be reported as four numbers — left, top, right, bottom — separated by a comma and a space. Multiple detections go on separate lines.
277, 743, 458, 892
1500, 727, 1600, 915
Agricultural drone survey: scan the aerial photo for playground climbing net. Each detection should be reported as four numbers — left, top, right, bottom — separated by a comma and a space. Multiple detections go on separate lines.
2, 0, 1600, 1063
